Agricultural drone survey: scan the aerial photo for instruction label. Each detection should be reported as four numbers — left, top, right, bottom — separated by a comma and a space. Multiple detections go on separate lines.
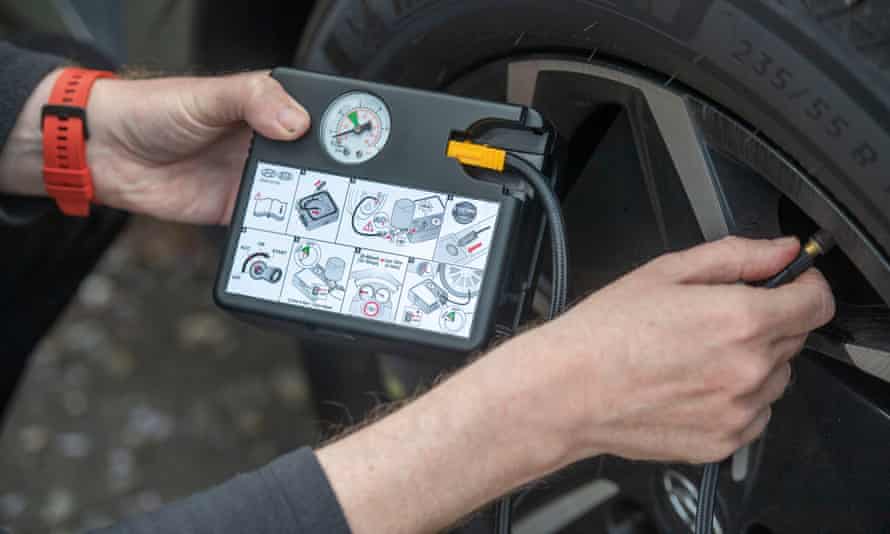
226, 162, 500, 338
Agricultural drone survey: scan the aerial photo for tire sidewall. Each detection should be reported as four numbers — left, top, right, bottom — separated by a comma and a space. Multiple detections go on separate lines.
297, 0, 890, 255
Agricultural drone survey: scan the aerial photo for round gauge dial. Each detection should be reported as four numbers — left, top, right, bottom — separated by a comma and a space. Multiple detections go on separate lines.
439, 309, 467, 333
295, 243, 321, 267
321, 91, 391, 164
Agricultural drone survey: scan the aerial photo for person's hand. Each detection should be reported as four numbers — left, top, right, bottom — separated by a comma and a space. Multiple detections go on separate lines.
507, 235, 836, 464
0, 69, 309, 224
86, 71, 310, 224
315, 236, 836, 534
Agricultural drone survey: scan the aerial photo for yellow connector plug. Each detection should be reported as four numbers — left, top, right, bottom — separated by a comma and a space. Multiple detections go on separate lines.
447, 140, 506, 172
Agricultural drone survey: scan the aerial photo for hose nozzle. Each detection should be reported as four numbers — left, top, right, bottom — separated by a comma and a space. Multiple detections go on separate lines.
762, 230, 835, 289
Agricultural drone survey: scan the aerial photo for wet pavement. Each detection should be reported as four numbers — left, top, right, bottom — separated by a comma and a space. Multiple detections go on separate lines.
0, 217, 320, 533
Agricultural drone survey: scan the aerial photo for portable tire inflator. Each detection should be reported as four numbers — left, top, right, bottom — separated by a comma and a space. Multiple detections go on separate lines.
215, 68, 567, 358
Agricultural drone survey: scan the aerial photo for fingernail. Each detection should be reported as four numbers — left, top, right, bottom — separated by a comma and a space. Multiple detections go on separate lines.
277, 107, 309, 134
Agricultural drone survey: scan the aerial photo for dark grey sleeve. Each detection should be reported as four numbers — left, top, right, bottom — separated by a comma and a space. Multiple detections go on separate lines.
92, 447, 352, 534
0, 41, 67, 226
0, 41, 66, 149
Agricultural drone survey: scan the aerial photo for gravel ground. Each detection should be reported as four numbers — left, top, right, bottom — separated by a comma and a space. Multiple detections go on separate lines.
0, 217, 321, 534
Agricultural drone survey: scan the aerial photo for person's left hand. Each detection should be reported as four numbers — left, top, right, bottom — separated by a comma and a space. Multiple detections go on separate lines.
82, 71, 310, 224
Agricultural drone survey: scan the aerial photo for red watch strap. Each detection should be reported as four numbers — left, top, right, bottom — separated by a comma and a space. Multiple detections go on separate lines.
42, 68, 116, 216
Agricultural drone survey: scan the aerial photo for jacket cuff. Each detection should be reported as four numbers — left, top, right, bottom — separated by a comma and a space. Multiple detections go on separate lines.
0, 42, 67, 226
261, 447, 353, 534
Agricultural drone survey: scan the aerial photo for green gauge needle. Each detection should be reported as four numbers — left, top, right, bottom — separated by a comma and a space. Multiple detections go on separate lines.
348, 111, 360, 128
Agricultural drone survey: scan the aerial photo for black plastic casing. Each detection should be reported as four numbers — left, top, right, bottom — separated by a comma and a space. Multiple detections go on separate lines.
214, 68, 553, 358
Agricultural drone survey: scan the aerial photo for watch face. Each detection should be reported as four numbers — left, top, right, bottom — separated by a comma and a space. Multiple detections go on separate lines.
320, 91, 392, 164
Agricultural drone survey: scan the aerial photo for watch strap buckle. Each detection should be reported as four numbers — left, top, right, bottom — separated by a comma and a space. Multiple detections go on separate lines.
41, 104, 90, 139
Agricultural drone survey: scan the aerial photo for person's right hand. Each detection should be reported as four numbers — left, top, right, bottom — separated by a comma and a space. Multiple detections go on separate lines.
315, 237, 836, 534
492, 236, 836, 465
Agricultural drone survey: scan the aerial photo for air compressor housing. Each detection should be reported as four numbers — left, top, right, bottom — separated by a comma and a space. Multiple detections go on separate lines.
215, 68, 555, 357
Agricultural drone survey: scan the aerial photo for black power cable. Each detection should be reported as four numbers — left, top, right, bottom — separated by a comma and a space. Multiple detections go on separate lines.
694, 230, 835, 534
695, 462, 720, 534
494, 153, 570, 534
504, 153, 569, 318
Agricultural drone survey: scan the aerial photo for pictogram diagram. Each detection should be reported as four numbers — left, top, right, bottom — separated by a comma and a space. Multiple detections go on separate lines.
345, 188, 446, 250
291, 241, 347, 302
232, 166, 501, 337
253, 194, 287, 221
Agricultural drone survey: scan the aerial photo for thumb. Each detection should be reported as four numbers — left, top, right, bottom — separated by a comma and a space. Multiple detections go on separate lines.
664, 236, 801, 284
186, 71, 310, 140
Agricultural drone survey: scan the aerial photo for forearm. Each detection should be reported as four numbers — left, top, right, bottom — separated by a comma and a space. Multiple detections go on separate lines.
317, 331, 584, 534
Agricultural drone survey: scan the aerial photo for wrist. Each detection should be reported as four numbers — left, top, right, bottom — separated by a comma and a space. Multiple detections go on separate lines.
83, 77, 127, 208
468, 336, 585, 478
480, 326, 608, 470
315, 339, 582, 534
0, 68, 61, 196
0, 68, 123, 210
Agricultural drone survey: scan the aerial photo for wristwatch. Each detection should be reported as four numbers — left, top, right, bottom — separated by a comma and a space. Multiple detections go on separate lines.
41, 67, 116, 216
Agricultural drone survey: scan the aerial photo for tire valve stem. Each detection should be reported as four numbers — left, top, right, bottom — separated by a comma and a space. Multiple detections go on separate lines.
761, 230, 836, 289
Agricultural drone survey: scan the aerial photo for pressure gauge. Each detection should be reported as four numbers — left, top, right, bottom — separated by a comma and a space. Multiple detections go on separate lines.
321, 91, 391, 164
295, 242, 321, 267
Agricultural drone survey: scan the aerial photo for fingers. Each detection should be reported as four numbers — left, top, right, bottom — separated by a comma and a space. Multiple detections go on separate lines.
703, 402, 775, 463
655, 236, 801, 284
772, 334, 808, 365
731, 362, 792, 454
736, 406, 772, 447
768, 269, 836, 336
186, 71, 310, 140
745, 361, 792, 408
240, 73, 311, 139
709, 269, 833, 345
